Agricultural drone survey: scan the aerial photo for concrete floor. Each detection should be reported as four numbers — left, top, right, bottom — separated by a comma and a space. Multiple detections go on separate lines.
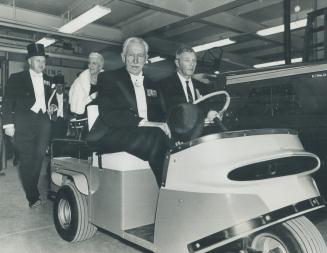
1, 159, 327, 253
0, 159, 146, 253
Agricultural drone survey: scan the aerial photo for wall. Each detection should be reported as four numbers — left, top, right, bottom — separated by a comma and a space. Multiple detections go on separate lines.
8, 61, 83, 86
317, 0, 327, 8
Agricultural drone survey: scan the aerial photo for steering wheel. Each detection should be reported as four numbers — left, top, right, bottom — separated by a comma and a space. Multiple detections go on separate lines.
194, 91, 231, 122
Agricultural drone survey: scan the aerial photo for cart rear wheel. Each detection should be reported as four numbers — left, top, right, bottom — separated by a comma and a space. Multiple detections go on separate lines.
53, 181, 97, 242
248, 216, 326, 253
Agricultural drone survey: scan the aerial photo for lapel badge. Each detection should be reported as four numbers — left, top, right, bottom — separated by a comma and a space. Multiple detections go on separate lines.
146, 89, 157, 97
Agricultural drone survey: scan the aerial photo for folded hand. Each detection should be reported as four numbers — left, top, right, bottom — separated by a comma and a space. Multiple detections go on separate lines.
5, 126, 15, 137
206, 110, 222, 124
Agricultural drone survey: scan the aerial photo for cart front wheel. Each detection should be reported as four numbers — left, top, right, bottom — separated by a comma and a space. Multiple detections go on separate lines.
53, 181, 97, 242
248, 216, 326, 253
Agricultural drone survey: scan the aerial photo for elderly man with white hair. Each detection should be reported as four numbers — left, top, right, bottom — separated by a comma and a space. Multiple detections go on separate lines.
88, 37, 171, 186
69, 52, 104, 116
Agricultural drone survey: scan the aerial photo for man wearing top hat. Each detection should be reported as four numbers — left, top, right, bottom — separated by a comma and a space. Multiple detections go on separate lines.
2, 43, 60, 208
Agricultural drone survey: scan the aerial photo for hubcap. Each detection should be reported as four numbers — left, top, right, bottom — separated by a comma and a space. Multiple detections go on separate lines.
58, 199, 72, 229
251, 233, 288, 253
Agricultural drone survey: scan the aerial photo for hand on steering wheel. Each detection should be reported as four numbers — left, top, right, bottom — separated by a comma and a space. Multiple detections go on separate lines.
194, 91, 230, 126
206, 110, 224, 124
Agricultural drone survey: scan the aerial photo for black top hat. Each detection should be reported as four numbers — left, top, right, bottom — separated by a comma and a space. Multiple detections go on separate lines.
27, 43, 47, 58
53, 74, 65, 84
167, 103, 205, 142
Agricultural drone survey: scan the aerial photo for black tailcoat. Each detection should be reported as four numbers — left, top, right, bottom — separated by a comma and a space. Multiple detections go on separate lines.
93, 68, 169, 185
2, 70, 54, 204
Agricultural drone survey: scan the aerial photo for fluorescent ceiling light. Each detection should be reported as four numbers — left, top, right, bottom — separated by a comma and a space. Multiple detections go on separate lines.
192, 38, 236, 52
253, 57, 303, 68
256, 19, 307, 36
290, 57, 303, 63
37, 37, 56, 47
291, 19, 307, 29
148, 56, 166, 63
59, 5, 111, 34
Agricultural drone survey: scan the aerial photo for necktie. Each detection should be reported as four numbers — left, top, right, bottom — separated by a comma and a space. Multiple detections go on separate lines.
185, 80, 193, 103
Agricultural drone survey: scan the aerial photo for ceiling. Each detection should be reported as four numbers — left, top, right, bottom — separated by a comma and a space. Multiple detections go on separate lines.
0, 0, 325, 79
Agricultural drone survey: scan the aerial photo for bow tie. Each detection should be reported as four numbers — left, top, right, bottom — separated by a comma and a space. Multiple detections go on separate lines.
132, 76, 144, 87
134, 80, 141, 87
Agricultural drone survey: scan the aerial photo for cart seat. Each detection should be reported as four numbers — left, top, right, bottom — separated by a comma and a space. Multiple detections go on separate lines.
87, 105, 150, 171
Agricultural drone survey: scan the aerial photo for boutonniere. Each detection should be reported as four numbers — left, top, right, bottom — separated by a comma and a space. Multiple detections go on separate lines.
146, 89, 157, 97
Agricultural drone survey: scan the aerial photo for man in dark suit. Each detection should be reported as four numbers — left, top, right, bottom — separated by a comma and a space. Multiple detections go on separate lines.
2, 43, 60, 208
159, 46, 209, 113
159, 46, 221, 139
91, 37, 171, 186
49, 74, 70, 139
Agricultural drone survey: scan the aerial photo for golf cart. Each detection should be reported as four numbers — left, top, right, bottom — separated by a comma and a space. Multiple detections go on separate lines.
50, 91, 327, 253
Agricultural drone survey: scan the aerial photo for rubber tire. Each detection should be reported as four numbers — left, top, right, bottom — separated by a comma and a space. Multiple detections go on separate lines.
249, 216, 327, 253
53, 181, 97, 242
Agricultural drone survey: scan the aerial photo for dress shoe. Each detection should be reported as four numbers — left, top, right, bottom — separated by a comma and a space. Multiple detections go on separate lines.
29, 199, 41, 208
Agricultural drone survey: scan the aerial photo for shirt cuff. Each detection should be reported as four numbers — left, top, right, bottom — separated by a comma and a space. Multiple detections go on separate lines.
138, 119, 146, 126
3, 124, 14, 129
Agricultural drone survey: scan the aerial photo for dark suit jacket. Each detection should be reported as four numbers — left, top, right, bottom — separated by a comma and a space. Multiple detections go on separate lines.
97, 68, 164, 128
2, 70, 54, 131
158, 73, 211, 115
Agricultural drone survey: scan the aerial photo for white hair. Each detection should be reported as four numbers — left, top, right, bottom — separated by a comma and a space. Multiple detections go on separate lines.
121, 37, 149, 57
89, 52, 104, 69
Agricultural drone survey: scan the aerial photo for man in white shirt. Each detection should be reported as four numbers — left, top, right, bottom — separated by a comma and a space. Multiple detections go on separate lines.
2, 43, 60, 208
90, 37, 171, 186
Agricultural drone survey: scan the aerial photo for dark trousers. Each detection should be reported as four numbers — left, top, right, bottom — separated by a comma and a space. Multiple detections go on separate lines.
14, 112, 51, 203
51, 118, 68, 139
98, 126, 170, 186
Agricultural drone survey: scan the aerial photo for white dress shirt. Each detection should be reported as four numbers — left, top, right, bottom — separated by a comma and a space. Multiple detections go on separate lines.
30, 69, 47, 113
177, 72, 195, 102
56, 93, 64, 118
129, 72, 148, 121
